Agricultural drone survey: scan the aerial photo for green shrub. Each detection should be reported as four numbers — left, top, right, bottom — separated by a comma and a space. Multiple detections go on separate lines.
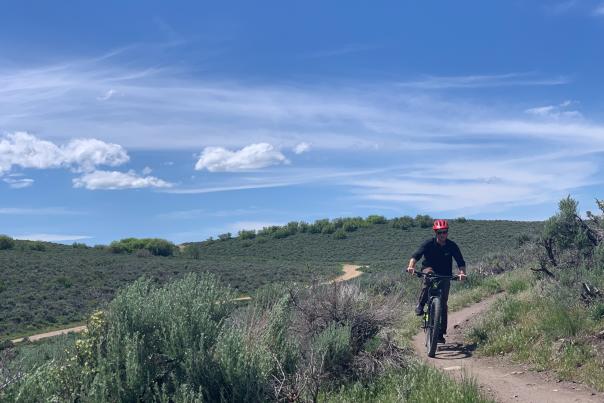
391, 216, 414, 230
56, 276, 72, 288
214, 325, 274, 402
0, 234, 15, 250
312, 323, 352, 374
218, 232, 232, 241
415, 214, 433, 228
310, 219, 330, 234
321, 224, 336, 234
272, 228, 292, 239
109, 237, 175, 256
81, 274, 236, 401
182, 243, 202, 259
298, 221, 310, 233
238, 230, 256, 240
342, 221, 358, 232
506, 277, 529, 294
135, 248, 152, 258
455, 217, 468, 223
145, 238, 175, 256
28, 241, 46, 251
539, 304, 585, 339
333, 229, 347, 240
71, 242, 88, 249
589, 301, 604, 321
366, 215, 386, 225
542, 196, 595, 261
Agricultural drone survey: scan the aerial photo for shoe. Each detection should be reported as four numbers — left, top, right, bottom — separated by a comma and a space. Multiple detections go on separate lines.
414, 304, 424, 316
437, 335, 446, 344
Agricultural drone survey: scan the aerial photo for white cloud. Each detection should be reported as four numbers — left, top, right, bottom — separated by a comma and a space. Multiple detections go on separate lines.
62, 138, 129, 172
524, 100, 582, 119
3, 177, 34, 188
98, 89, 117, 101
0, 132, 64, 174
396, 73, 569, 90
0, 207, 82, 215
546, 1, 578, 15
13, 233, 92, 242
0, 132, 129, 175
73, 170, 172, 190
293, 142, 311, 154
195, 143, 289, 172
347, 157, 599, 214
594, 3, 604, 15
142, 166, 153, 175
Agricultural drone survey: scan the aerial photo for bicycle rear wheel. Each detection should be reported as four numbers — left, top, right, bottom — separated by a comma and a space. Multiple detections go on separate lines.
426, 297, 441, 358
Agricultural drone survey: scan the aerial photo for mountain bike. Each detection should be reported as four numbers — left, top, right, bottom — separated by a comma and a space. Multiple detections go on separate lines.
413, 270, 460, 358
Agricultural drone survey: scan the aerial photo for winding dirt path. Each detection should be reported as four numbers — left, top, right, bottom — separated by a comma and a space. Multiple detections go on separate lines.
333, 263, 363, 282
412, 294, 603, 403
10, 264, 363, 344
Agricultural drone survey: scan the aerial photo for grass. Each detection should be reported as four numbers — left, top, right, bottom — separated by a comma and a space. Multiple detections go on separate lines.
321, 361, 494, 403
466, 268, 604, 391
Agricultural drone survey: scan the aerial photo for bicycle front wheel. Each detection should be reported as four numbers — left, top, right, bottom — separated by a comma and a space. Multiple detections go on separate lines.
426, 297, 441, 358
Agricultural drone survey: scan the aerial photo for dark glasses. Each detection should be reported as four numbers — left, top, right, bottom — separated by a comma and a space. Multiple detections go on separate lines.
436, 230, 448, 235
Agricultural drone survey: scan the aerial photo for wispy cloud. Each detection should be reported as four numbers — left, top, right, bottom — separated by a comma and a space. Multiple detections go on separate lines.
163, 167, 391, 195
525, 100, 582, 119
73, 170, 172, 190
293, 142, 311, 154
0, 58, 573, 153
396, 73, 569, 90
162, 181, 298, 195
303, 43, 380, 59
158, 207, 270, 220
546, 0, 578, 15
3, 177, 34, 188
97, 89, 117, 101
347, 156, 600, 214
0, 207, 83, 215
594, 3, 604, 15
3, 54, 604, 215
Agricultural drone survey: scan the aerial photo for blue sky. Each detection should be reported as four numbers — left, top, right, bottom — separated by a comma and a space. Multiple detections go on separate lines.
2, 1, 604, 245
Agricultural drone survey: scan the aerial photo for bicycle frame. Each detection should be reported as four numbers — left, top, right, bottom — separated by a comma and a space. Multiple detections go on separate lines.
413, 270, 459, 357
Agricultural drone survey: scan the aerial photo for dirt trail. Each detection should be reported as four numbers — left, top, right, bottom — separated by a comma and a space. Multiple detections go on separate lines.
10, 264, 363, 344
11, 325, 86, 344
333, 264, 363, 282
412, 294, 603, 403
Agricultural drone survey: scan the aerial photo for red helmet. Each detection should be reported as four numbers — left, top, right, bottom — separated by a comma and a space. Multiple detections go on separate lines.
432, 219, 449, 231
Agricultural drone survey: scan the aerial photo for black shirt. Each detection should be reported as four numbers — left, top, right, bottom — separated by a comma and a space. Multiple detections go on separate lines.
411, 238, 466, 275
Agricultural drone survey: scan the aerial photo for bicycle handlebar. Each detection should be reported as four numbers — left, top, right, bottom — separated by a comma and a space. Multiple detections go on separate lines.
412, 270, 460, 281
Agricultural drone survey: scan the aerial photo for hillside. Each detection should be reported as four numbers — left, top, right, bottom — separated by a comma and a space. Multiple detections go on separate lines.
0, 218, 541, 338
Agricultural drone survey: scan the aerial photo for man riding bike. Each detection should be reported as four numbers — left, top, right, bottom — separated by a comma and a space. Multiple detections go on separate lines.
406, 219, 467, 343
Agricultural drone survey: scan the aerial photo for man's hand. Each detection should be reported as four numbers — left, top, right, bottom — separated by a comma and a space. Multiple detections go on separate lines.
458, 271, 467, 281
406, 267, 415, 274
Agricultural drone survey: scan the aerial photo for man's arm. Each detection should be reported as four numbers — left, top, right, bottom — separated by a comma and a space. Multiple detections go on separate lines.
406, 240, 428, 274
406, 257, 417, 273
452, 243, 467, 280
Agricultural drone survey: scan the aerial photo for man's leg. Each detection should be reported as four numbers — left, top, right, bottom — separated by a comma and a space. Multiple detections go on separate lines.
439, 279, 451, 335
415, 268, 433, 315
